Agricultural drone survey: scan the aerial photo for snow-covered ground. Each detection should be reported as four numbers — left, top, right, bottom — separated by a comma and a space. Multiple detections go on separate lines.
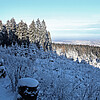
0, 77, 16, 100
0, 44, 100, 100
53, 40, 100, 47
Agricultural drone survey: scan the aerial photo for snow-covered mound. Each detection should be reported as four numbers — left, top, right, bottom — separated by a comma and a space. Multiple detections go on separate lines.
18, 78, 39, 87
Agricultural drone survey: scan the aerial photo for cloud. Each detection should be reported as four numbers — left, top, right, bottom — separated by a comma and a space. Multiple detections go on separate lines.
50, 28, 100, 31
52, 33, 100, 41
46, 19, 100, 31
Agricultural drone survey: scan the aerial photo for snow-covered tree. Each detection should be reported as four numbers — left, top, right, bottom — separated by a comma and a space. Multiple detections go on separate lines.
16, 20, 28, 43
28, 20, 36, 43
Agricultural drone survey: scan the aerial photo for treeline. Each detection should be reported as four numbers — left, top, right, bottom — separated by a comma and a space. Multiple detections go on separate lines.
0, 18, 52, 51
52, 43, 100, 59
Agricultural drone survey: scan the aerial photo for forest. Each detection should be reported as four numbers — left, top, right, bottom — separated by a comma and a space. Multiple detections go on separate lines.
52, 43, 100, 67
0, 18, 52, 51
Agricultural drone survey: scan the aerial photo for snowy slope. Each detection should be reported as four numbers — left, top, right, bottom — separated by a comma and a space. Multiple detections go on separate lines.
0, 44, 100, 100
52, 43, 100, 68
0, 77, 16, 100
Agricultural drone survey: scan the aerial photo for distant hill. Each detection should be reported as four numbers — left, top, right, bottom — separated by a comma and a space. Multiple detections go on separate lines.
53, 40, 100, 47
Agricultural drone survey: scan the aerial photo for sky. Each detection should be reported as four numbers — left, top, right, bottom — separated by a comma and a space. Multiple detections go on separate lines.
0, 0, 100, 41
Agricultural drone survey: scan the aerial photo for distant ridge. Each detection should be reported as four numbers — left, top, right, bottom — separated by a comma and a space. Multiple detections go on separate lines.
53, 40, 100, 47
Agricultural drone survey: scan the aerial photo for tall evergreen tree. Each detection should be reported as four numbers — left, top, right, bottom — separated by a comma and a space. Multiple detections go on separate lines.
5, 18, 17, 44
10, 18, 16, 33
0, 20, 2, 30
16, 20, 28, 44
36, 18, 41, 43
28, 20, 36, 43
0, 24, 8, 45
40, 20, 47, 46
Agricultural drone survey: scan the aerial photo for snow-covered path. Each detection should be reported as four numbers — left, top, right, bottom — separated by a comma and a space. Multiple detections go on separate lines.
0, 77, 15, 100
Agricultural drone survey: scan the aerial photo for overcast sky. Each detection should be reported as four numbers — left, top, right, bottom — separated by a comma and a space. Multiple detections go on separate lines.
0, 0, 100, 41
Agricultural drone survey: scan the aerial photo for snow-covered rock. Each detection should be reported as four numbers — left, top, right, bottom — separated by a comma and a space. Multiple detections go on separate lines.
18, 78, 39, 100
18, 78, 39, 87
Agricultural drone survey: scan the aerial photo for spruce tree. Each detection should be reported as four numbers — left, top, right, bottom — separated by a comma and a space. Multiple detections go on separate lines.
0, 20, 2, 30
29, 20, 36, 43
0, 18, 52, 51
6, 18, 17, 44
36, 18, 41, 43
16, 20, 28, 44
0, 21, 8, 45
40, 20, 47, 47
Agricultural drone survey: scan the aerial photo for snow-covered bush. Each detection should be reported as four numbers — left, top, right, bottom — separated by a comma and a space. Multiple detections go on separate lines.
0, 44, 38, 92
6, 56, 36, 92
0, 58, 4, 66
18, 78, 39, 100
0, 66, 6, 78
0, 58, 6, 78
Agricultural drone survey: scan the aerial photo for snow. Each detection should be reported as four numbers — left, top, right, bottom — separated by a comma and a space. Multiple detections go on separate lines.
0, 77, 15, 100
0, 65, 5, 69
53, 44, 100, 68
0, 66, 6, 71
0, 43, 100, 99
0, 65, 6, 77
53, 40, 100, 47
0, 58, 4, 65
18, 78, 39, 87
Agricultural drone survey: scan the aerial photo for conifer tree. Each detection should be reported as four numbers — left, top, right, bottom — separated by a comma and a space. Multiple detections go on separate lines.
16, 20, 28, 44
29, 20, 36, 43
0, 18, 52, 51
40, 20, 47, 47
6, 18, 17, 44
0, 20, 2, 30
6, 20, 10, 33
36, 18, 41, 43
0, 22, 8, 45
